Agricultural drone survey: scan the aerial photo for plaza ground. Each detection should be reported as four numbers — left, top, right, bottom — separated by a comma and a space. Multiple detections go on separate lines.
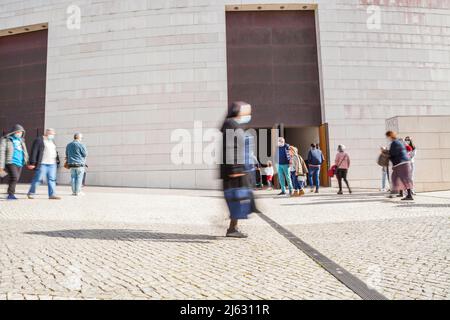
0, 184, 449, 300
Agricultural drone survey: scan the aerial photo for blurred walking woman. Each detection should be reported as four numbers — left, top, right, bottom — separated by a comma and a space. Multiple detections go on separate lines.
335, 145, 352, 194
220, 101, 257, 238
386, 131, 414, 201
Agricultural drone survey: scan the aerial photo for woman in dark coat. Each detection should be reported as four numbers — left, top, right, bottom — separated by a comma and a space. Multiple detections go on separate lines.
221, 101, 258, 238
386, 131, 414, 200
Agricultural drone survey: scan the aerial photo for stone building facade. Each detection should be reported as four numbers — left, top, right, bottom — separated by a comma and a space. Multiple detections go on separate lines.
1, 0, 449, 189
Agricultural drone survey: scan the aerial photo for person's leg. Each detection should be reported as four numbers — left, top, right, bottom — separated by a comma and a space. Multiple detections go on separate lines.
278, 165, 286, 194
6, 165, 21, 196
308, 167, 314, 190
284, 165, 293, 193
337, 169, 343, 193
342, 169, 351, 193
70, 168, 77, 194
312, 167, 320, 192
290, 171, 297, 192
381, 168, 387, 190
28, 166, 43, 195
76, 168, 85, 194
47, 164, 57, 197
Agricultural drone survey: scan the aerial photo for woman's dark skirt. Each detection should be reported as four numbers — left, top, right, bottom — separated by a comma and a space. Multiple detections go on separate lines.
391, 162, 414, 192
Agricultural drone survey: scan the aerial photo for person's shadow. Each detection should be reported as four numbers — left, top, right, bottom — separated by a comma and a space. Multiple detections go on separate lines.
25, 229, 223, 243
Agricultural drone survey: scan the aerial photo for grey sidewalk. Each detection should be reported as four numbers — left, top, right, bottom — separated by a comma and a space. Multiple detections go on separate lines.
0, 185, 449, 300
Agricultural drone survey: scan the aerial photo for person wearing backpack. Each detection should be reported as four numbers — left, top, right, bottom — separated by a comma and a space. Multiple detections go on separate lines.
277, 137, 293, 196
335, 145, 352, 195
307, 143, 324, 193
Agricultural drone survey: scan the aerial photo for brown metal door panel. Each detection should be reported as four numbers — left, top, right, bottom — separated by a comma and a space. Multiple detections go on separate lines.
226, 10, 322, 128
0, 29, 48, 183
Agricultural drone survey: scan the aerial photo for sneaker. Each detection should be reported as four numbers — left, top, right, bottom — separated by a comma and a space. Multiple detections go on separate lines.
401, 196, 414, 201
337, 190, 343, 195
315, 189, 319, 194
72, 193, 77, 196
348, 189, 352, 194
278, 192, 286, 196
298, 189, 305, 196
27, 194, 35, 199
7, 194, 18, 200
226, 229, 248, 238
49, 195, 62, 200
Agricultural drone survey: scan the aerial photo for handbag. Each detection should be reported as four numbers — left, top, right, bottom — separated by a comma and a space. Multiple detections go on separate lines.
224, 188, 253, 220
377, 151, 390, 167
327, 165, 337, 177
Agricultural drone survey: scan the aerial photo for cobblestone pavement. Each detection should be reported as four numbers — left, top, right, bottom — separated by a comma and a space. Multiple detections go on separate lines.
0, 185, 449, 300
261, 190, 450, 300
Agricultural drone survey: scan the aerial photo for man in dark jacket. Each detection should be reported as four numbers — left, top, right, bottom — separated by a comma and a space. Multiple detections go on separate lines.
0, 124, 29, 200
307, 143, 324, 193
27, 128, 61, 200
277, 137, 293, 196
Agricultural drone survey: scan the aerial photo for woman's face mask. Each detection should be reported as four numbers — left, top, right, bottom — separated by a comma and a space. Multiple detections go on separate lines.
47, 135, 55, 141
236, 115, 251, 124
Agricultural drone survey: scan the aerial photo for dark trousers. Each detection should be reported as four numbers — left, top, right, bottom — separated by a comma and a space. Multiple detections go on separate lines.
336, 168, 350, 191
5, 164, 22, 195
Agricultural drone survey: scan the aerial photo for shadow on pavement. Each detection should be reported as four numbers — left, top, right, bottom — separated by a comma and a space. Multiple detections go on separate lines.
24, 229, 222, 243
396, 203, 450, 208
281, 198, 392, 206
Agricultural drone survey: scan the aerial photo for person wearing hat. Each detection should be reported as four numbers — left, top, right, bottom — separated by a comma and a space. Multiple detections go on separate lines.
0, 124, 29, 200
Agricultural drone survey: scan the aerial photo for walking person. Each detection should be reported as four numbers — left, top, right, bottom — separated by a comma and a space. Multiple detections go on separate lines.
277, 137, 293, 196
335, 145, 352, 195
66, 133, 88, 196
386, 131, 414, 201
0, 125, 29, 200
307, 143, 324, 193
221, 101, 257, 238
27, 128, 61, 200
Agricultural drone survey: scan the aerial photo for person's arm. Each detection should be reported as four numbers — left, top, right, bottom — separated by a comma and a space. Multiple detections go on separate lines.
29, 138, 39, 166
0, 138, 7, 170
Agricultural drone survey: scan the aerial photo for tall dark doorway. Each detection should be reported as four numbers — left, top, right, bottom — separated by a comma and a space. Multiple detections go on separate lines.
0, 29, 48, 182
226, 9, 322, 127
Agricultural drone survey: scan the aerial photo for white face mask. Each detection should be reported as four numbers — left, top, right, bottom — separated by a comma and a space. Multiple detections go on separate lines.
47, 135, 55, 141
236, 115, 251, 124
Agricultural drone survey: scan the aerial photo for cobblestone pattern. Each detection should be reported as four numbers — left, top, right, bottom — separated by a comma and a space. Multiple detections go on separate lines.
0, 186, 358, 300
261, 191, 450, 300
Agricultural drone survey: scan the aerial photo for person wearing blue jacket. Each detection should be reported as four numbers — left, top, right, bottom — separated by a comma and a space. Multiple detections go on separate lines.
386, 131, 414, 200
65, 133, 88, 196
307, 144, 324, 193
277, 137, 293, 196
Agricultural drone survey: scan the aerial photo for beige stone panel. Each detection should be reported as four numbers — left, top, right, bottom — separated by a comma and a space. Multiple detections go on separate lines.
414, 159, 442, 183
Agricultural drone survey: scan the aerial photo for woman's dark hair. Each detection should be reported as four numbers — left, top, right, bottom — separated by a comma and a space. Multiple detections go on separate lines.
405, 136, 416, 150
227, 101, 247, 118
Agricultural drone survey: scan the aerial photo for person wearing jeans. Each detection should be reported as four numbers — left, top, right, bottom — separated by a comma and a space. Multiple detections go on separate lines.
66, 133, 88, 196
307, 144, 324, 193
27, 128, 61, 200
277, 137, 293, 196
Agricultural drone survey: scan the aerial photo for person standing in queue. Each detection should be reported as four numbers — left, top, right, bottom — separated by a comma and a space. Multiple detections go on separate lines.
66, 133, 88, 196
386, 131, 414, 201
221, 101, 258, 238
0, 125, 29, 200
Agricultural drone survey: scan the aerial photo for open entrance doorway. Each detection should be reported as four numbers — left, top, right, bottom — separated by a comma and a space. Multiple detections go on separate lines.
284, 124, 330, 187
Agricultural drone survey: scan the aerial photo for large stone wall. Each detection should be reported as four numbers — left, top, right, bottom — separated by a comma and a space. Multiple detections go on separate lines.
1, 0, 449, 189
387, 116, 450, 192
